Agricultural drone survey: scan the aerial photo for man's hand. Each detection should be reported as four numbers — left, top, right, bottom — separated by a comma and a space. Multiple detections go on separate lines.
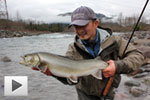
31, 66, 53, 76
102, 60, 116, 78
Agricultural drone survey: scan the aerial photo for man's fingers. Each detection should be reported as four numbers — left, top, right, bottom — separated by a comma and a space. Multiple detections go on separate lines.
103, 73, 109, 78
102, 66, 110, 73
31, 67, 39, 71
103, 60, 116, 77
103, 72, 112, 78
107, 60, 113, 64
31, 65, 53, 76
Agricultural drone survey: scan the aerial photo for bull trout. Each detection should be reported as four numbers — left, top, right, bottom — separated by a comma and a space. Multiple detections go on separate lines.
20, 52, 108, 83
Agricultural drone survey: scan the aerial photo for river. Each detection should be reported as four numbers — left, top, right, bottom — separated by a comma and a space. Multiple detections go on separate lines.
0, 33, 78, 100
0, 33, 148, 100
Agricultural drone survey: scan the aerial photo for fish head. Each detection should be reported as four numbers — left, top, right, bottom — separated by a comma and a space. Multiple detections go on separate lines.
20, 54, 40, 67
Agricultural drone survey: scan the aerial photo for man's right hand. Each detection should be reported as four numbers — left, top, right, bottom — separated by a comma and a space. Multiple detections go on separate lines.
102, 60, 116, 78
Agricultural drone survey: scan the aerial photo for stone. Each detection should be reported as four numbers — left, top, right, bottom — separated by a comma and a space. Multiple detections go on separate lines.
114, 93, 129, 100
144, 96, 150, 100
1, 56, 11, 62
143, 77, 150, 85
124, 80, 141, 87
130, 86, 145, 97
133, 73, 149, 78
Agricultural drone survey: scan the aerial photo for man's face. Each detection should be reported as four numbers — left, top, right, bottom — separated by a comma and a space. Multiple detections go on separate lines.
73, 20, 98, 40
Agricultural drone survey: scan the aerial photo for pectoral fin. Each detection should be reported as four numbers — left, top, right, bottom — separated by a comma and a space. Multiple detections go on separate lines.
92, 70, 102, 80
68, 76, 78, 83
37, 62, 47, 72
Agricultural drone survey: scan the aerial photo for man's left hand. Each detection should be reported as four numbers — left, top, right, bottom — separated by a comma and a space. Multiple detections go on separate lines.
31, 66, 53, 76
102, 60, 116, 78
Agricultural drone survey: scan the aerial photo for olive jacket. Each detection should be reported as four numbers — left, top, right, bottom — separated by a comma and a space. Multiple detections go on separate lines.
64, 28, 145, 96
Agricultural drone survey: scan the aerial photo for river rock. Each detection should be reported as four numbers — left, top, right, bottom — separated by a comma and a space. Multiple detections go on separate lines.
138, 32, 149, 39
133, 73, 149, 78
143, 51, 150, 58
145, 64, 150, 68
0, 30, 30, 38
1, 56, 11, 62
144, 96, 150, 100
124, 80, 141, 87
130, 87, 145, 97
143, 77, 150, 85
114, 93, 129, 100
133, 39, 150, 47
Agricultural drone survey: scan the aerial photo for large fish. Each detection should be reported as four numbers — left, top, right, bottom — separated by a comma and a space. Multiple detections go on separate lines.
20, 52, 108, 83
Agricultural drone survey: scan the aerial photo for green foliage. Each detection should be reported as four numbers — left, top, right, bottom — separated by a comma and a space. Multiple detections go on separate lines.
0, 19, 69, 32
131, 22, 148, 31
24, 22, 68, 32
0, 18, 150, 32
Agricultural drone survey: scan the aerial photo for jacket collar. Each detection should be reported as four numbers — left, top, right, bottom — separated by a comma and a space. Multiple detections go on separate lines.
74, 28, 110, 55
75, 28, 110, 45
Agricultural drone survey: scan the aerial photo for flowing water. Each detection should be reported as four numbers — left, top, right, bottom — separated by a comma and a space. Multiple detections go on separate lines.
0, 33, 148, 100
0, 33, 77, 100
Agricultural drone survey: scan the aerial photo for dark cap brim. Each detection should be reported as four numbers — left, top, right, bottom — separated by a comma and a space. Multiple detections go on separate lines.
68, 20, 90, 28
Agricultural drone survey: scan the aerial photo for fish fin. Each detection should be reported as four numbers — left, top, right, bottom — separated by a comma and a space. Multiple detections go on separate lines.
92, 70, 102, 80
68, 76, 78, 83
37, 62, 47, 72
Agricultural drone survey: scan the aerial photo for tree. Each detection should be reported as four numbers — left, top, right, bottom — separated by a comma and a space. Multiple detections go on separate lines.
117, 13, 123, 27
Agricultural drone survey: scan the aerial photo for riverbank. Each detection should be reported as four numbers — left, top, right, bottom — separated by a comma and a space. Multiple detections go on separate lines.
0, 30, 150, 38
0, 30, 51, 38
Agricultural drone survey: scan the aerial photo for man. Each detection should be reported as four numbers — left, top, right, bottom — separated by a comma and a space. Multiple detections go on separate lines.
33, 6, 144, 100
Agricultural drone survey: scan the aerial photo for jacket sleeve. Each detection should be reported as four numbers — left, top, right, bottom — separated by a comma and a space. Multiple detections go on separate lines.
65, 43, 75, 58
65, 43, 83, 59
114, 36, 145, 74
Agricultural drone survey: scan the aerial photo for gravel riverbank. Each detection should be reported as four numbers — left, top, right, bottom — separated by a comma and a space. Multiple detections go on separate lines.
0, 30, 49, 38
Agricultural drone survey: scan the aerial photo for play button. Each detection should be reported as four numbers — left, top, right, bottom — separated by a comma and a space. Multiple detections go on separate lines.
12, 80, 22, 92
4, 76, 28, 96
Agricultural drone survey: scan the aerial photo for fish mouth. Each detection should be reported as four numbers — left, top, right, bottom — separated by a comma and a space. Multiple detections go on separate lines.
19, 56, 27, 65
19, 61, 25, 65
19, 55, 40, 67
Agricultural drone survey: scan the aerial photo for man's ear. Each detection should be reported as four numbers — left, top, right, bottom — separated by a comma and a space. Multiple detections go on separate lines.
94, 20, 99, 27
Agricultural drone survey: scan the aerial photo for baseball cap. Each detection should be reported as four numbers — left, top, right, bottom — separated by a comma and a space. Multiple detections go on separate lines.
69, 6, 97, 26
